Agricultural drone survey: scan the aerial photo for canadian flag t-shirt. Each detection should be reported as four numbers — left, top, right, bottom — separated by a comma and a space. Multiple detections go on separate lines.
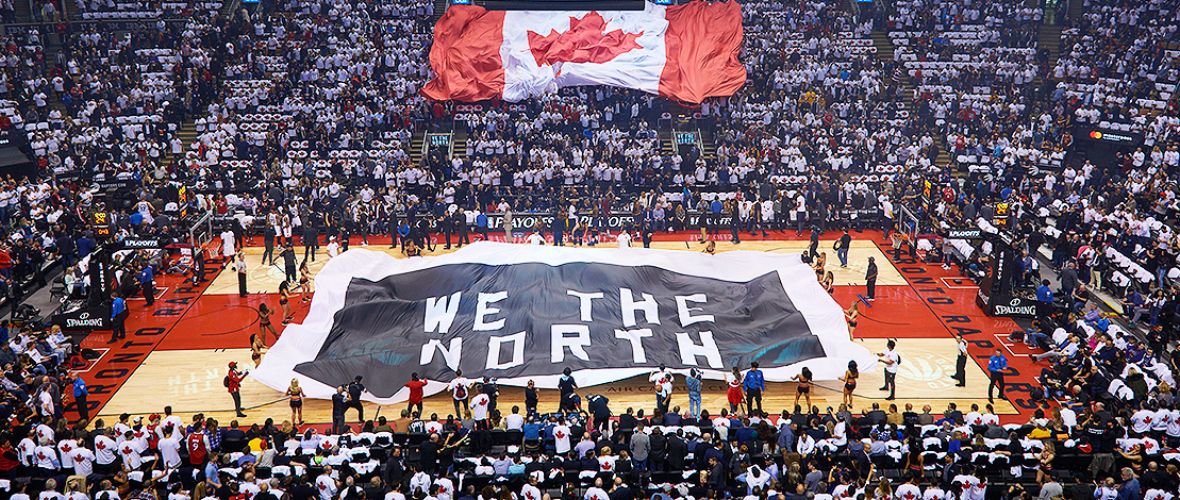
553, 424, 571, 454
471, 394, 491, 421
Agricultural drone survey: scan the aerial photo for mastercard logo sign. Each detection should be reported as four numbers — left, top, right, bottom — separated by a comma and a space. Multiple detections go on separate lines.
1089, 131, 1103, 139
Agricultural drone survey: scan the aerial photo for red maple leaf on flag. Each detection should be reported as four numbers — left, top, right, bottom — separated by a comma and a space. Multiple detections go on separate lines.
527, 12, 643, 67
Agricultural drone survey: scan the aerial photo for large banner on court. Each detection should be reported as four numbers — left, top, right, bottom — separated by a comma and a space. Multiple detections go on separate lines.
255, 243, 874, 403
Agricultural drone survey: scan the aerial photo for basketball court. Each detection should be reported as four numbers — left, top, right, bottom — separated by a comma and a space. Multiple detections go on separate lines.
75, 231, 1039, 426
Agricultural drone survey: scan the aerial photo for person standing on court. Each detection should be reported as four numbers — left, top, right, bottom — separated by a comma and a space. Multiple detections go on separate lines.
809, 226, 820, 258
109, 291, 127, 344
952, 333, 968, 387
261, 225, 275, 266
302, 220, 319, 262
503, 204, 514, 243
865, 256, 878, 301
685, 368, 702, 420
281, 243, 297, 283
72, 374, 89, 421
878, 340, 899, 400
440, 210, 454, 249
743, 361, 765, 415
454, 209, 470, 247
220, 226, 237, 267
331, 385, 348, 434
346, 376, 366, 422
404, 373, 428, 417
987, 348, 1010, 403
139, 263, 155, 306
835, 229, 852, 268
226, 361, 248, 417
235, 253, 248, 298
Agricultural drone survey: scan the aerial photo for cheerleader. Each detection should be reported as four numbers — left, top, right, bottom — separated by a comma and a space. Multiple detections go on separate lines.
844, 301, 860, 341
298, 260, 312, 300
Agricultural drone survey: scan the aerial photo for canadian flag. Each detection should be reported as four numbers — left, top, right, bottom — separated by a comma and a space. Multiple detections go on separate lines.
422, 0, 746, 103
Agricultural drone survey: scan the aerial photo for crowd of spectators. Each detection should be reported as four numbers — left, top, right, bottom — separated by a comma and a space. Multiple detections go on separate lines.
0, 0, 1175, 497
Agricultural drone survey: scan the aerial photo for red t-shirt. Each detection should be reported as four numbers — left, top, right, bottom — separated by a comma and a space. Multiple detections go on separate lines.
404, 379, 428, 404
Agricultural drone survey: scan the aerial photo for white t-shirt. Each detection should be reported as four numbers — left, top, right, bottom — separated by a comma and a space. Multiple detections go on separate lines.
221, 230, 237, 257
895, 483, 921, 500
471, 394, 491, 421
450, 378, 470, 400
57, 439, 78, 468
159, 436, 182, 468
553, 424, 572, 454
617, 232, 632, 248
94, 435, 117, 464
585, 487, 609, 500
505, 413, 524, 430
526, 233, 545, 245
881, 349, 900, 374
72, 448, 95, 476
521, 484, 542, 500
33, 445, 58, 470
315, 474, 338, 500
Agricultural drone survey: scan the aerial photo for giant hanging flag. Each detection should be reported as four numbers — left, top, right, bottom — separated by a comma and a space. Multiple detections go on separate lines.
421, 0, 746, 103
254, 243, 875, 403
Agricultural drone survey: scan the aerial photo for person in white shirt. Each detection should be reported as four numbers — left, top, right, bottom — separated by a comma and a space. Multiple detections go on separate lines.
553, 419, 572, 454
525, 231, 545, 245
616, 231, 632, 248
584, 477, 609, 500
504, 406, 525, 431
449, 371, 470, 419
409, 470, 431, 497
71, 446, 95, 477
159, 435, 182, 468
520, 476, 543, 500
56, 437, 78, 473
17, 431, 36, 467
316, 467, 339, 500
326, 236, 340, 258
33, 444, 59, 472
470, 389, 491, 429
94, 429, 118, 470
432, 477, 454, 500
220, 228, 237, 262
894, 476, 922, 500
878, 339, 901, 400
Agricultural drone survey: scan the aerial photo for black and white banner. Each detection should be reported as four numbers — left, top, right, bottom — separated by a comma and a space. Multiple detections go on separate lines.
255, 243, 875, 402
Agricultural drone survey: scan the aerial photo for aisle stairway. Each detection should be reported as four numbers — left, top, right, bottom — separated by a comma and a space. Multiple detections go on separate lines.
13, 0, 34, 21
1038, 25, 1063, 70
451, 129, 468, 163
700, 128, 717, 161
870, 30, 952, 169
1066, 0, 1084, 24
164, 120, 197, 170
658, 129, 675, 157
409, 130, 427, 166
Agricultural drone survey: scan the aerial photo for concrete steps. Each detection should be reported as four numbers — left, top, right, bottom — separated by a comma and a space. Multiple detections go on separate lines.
1066, 0, 1084, 23
869, 31, 952, 169
410, 130, 427, 166
13, 0, 35, 22
700, 128, 717, 161
164, 120, 197, 169
658, 128, 675, 156
1037, 24, 1064, 86
450, 129, 467, 162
